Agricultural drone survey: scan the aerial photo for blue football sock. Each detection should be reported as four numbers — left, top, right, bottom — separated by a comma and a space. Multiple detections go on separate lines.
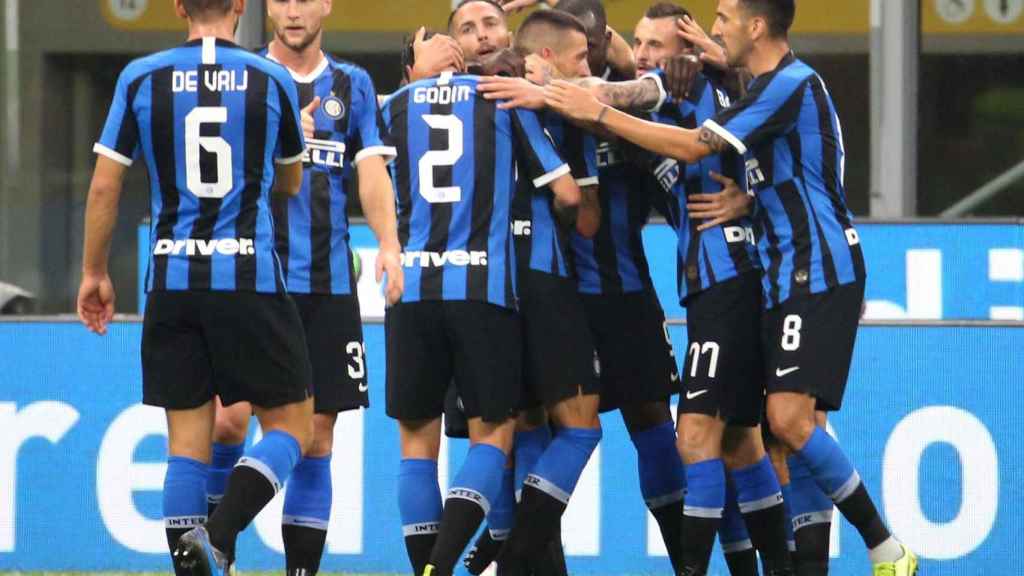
527, 427, 602, 505
513, 427, 551, 501
719, 477, 752, 553
487, 466, 515, 540
208, 442, 244, 510
630, 421, 686, 509
681, 458, 726, 571
787, 454, 834, 532
732, 456, 784, 514
164, 456, 209, 532
398, 458, 443, 535
283, 454, 333, 530
796, 427, 860, 503
684, 458, 726, 519
448, 443, 508, 514
237, 430, 302, 492
398, 459, 443, 575
780, 482, 797, 551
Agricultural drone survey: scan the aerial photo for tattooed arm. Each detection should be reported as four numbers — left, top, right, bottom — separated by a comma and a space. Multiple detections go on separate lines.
573, 77, 665, 113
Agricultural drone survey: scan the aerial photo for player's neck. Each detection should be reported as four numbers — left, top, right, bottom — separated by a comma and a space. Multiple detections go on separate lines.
747, 40, 791, 78
186, 19, 238, 44
268, 38, 325, 78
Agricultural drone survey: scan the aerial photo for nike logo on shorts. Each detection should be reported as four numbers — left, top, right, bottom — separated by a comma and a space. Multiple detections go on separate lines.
775, 366, 800, 378
358, 382, 369, 393
686, 389, 708, 400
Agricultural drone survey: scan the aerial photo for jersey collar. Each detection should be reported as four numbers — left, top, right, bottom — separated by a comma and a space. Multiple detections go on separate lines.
267, 50, 330, 84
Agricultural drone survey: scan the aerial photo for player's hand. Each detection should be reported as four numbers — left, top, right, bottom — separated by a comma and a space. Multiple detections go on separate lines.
469, 48, 526, 78
663, 54, 702, 100
524, 53, 562, 85
77, 272, 115, 336
479, 76, 546, 110
301, 96, 321, 141
376, 245, 404, 306
687, 171, 753, 231
411, 27, 465, 80
498, 0, 549, 13
544, 80, 604, 122
677, 15, 727, 71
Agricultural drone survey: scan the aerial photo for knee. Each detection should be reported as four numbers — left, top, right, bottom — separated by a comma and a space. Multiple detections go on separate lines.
213, 403, 251, 445
766, 405, 815, 451
306, 413, 337, 458
721, 426, 764, 469
676, 416, 719, 462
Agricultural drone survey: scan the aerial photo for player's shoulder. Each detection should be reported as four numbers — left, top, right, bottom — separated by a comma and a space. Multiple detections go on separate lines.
384, 72, 482, 106
773, 55, 816, 86
324, 54, 371, 81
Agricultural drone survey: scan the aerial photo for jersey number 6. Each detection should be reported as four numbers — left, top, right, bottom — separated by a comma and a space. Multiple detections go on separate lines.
185, 106, 233, 199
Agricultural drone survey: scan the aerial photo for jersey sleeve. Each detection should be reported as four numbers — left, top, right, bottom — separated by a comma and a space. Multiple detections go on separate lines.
703, 73, 806, 155
93, 66, 141, 166
559, 123, 599, 187
511, 108, 570, 189
274, 77, 306, 165
349, 70, 397, 166
639, 69, 671, 112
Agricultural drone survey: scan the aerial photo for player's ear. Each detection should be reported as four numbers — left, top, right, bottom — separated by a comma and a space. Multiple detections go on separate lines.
323, 0, 333, 18
174, 0, 189, 20
235, 0, 246, 18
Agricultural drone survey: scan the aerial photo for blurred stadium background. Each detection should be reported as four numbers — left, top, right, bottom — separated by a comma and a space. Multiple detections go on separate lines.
0, 1, 1022, 574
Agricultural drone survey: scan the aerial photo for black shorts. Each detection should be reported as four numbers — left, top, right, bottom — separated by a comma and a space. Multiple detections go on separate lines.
142, 290, 312, 410
292, 293, 369, 414
681, 272, 764, 427
520, 270, 599, 409
761, 280, 865, 412
581, 290, 680, 413
385, 300, 522, 423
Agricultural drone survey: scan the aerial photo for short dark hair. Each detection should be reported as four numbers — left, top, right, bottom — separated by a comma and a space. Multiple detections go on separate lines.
553, 0, 607, 37
515, 10, 587, 55
401, 29, 438, 82
645, 2, 691, 20
448, 0, 507, 31
181, 0, 233, 19
739, 0, 795, 38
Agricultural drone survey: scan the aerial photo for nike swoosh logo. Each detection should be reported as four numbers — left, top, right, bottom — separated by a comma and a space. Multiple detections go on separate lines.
775, 366, 800, 377
358, 383, 369, 393
686, 389, 708, 400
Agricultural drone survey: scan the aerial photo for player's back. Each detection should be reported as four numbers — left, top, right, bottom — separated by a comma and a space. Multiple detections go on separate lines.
382, 72, 568, 308
96, 37, 304, 293
648, 70, 760, 302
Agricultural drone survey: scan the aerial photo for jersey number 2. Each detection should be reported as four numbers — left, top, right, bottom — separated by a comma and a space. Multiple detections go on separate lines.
185, 106, 233, 199
419, 114, 463, 204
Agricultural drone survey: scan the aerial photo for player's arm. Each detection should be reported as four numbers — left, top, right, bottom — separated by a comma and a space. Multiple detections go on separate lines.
79, 155, 127, 335
353, 72, 404, 305
606, 27, 637, 80
576, 185, 600, 237
546, 80, 716, 163
272, 76, 307, 197
687, 171, 754, 231
549, 174, 582, 231
273, 161, 303, 197
357, 160, 403, 305
408, 28, 465, 83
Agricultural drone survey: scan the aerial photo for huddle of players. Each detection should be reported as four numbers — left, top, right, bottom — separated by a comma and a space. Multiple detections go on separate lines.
76, 0, 919, 575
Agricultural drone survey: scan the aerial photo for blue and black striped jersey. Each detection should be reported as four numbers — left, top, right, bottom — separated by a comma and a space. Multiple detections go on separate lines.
94, 37, 304, 293
703, 53, 865, 308
512, 113, 599, 278
570, 137, 658, 295
645, 70, 761, 304
382, 73, 570, 308
260, 50, 396, 295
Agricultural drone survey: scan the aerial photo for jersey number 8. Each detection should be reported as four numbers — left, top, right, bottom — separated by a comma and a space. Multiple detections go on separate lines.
419, 114, 464, 204
185, 106, 233, 199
